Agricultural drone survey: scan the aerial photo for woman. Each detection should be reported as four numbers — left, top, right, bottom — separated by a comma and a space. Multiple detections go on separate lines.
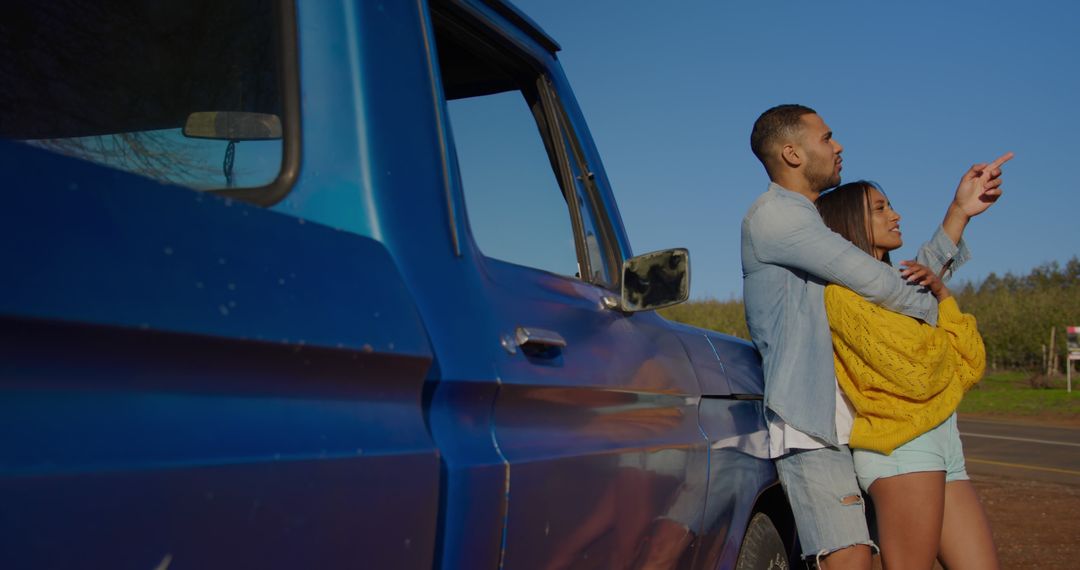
816, 180, 999, 570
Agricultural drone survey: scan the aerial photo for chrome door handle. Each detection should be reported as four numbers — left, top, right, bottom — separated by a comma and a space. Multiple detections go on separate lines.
515, 326, 566, 349
506, 326, 566, 357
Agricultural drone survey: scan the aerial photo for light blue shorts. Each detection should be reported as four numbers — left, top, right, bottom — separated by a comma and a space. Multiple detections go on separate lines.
776, 445, 874, 560
852, 412, 969, 491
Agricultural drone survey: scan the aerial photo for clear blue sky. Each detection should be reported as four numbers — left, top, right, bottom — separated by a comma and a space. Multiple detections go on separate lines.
510, 0, 1080, 300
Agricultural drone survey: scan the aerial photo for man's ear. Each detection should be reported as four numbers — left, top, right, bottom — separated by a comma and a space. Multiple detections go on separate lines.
781, 143, 802, 168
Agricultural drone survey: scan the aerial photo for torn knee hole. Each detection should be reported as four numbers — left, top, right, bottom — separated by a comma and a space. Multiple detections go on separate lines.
839, 494, 862, 506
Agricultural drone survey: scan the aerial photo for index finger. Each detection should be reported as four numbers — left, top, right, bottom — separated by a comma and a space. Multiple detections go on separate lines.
987, 151, 1015, 170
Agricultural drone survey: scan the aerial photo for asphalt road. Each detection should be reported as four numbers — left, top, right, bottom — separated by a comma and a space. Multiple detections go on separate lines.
958, 417, 1080, 486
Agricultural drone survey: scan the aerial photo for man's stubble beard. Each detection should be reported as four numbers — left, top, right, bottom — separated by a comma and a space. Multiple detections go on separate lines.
806, 164, 840, 194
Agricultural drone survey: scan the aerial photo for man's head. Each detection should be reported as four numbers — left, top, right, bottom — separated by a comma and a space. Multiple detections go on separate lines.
750, 104, 844, 197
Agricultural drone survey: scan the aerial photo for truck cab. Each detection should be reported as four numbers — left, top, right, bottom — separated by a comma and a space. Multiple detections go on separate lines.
0, 0, 794, 568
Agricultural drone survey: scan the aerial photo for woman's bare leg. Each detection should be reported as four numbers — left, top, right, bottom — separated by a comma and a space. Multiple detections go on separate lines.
867, 471, 945, 570
818, 544, 873, 570
937, 480, 999, 570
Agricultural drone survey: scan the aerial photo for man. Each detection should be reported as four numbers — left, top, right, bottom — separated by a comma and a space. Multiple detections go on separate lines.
742, 104, 1010, 568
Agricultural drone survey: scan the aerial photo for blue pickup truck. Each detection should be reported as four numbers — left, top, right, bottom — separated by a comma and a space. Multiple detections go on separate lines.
0, 0, 797, 568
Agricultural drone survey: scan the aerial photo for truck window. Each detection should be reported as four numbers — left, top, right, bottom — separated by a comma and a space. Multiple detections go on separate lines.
0, 0, 293, 196
435, 11, 617, 287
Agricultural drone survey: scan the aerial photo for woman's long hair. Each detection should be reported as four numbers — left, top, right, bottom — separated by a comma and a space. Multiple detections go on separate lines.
817, 180, 891, 265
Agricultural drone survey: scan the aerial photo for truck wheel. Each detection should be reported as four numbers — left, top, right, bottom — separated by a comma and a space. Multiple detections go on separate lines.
735, 512, 789, 570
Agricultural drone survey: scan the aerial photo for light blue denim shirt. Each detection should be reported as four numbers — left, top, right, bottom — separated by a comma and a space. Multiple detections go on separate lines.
741, 183, 969, 445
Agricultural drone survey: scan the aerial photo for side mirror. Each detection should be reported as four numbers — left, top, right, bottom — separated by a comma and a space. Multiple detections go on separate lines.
619, 248, 690, 312
183, 111, 282, 141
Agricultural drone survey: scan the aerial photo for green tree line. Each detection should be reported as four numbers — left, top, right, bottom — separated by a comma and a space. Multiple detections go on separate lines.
660, 256, 1080, 372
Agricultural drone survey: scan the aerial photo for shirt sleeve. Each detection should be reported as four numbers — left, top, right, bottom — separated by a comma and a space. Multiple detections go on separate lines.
748, 198, 939, 324
915, 225, 971, 282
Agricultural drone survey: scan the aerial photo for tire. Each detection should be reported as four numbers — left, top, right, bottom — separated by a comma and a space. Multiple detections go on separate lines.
734, 512, 789, 570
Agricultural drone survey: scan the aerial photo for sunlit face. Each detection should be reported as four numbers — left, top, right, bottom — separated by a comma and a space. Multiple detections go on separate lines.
866, 187, 902, 260
797, 113, 844, 192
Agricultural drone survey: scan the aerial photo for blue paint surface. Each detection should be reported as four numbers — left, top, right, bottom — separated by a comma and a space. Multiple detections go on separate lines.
0, 0, 783, 568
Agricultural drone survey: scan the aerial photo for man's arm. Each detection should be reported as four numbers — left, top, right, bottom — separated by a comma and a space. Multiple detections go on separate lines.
911, 226, 968, 282
940, 151, 1013, 245
748, 199, 937, 322
904, 151, 1013, 283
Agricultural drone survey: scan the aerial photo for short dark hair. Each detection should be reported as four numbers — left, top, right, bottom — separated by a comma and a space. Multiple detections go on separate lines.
816, 180, 891, 265
750, 104, 817, 166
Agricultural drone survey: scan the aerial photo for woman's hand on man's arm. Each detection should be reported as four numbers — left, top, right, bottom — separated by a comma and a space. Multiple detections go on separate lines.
899, 260, 951, 301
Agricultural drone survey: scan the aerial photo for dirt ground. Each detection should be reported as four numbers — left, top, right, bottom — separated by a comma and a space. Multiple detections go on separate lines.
971, 473, 1080, 568
961, 414, 1080, 567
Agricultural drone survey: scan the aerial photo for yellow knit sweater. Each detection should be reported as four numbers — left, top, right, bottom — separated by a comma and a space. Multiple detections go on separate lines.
824, 285, 986, 455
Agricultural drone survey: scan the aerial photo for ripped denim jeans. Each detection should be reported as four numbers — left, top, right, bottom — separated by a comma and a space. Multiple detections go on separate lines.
776, 445, 878, 563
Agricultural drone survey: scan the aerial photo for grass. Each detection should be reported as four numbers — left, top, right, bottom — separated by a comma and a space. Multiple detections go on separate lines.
959, 370, 1080, 421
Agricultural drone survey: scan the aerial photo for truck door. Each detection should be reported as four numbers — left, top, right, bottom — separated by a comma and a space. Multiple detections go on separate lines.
0, 1, 441, 567
431, 4, 712, 568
